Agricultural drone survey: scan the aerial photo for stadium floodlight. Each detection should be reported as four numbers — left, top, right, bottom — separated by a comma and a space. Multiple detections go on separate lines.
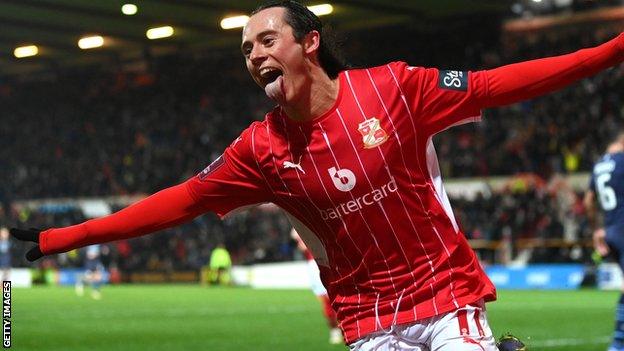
220, 15, 250, 30
14, 45, 38, 58
220, 4, 333, 30
121, 4, 138, 15
78, 36, 104, 49
308, 4, 334, 16
146, 26, 174, 40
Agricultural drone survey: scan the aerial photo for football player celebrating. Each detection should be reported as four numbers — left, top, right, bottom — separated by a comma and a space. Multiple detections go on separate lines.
12, 1, 624, 349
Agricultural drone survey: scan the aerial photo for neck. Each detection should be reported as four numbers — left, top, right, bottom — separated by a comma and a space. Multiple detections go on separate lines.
282, 70, 339, 122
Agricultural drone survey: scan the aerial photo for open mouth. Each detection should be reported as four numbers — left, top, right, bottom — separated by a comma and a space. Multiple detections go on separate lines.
260, 67, 283, 85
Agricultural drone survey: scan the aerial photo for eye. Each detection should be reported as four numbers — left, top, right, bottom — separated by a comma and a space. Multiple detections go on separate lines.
242, 46, 252, 58
262, 37, 275, 46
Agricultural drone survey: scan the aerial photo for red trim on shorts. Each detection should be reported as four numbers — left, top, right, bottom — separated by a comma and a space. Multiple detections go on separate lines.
457, 310, 469, 336
474, 309, 485, 337
463, 337, 486, 351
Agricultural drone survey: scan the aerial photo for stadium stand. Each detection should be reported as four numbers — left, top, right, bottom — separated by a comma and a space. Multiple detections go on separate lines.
1, 19, 622, 273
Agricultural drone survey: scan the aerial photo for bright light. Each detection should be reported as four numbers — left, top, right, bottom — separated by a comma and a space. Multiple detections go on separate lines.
220, 4, 333, 30
220, 15, 250, 30
121, 4, 138, 15
146, 26, 174, 39
14, 45, 38, 58
308, 4, 334, 16
532, 0, 542, 2
78, 36, 104, 49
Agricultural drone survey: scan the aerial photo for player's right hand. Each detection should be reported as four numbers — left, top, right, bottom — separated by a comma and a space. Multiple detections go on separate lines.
9, 228, 44, 262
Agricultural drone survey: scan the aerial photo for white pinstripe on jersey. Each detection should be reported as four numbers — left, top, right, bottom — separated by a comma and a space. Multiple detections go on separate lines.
264, 122, 334, 258
316, 123, 400, 297
384, 64, 471, 309
362, 68, 443, 314
296, 124, 365, 338
250, 124, 311, 231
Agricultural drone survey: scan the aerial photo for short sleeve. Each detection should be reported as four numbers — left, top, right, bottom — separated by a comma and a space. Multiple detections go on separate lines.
185, 123, 272, 217
389, 61, 487, 137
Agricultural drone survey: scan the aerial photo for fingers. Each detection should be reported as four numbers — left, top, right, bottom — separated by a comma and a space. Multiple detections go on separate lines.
25, 246, 44, 262
9, 228, 40, 243
597, 243, 610, 257
9, 229, 44, 261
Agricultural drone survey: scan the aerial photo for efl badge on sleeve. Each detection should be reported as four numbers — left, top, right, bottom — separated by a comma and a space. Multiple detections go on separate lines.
438, 70, 468, 91
358, 117, 389, 149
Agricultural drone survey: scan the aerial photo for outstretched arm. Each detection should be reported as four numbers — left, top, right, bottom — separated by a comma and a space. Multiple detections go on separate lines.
11, 182, 206, 261
478, 33, 624, 108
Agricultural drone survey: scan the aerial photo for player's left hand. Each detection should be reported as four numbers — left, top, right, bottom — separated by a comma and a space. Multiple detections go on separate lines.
593, 228, 609, 256
9, 228, 44, 262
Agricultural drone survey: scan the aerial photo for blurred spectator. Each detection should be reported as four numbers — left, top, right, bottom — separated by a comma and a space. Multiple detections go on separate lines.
2, 20, 619, 270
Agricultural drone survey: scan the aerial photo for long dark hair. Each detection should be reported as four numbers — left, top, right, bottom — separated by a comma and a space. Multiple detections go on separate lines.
251, 0, 348, 79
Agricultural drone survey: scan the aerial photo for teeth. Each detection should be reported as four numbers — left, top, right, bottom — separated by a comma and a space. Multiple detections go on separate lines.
260, 67, 281, 78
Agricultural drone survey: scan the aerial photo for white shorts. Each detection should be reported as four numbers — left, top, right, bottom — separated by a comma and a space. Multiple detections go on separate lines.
307, 259, 328, 296
349, 302, 496, 351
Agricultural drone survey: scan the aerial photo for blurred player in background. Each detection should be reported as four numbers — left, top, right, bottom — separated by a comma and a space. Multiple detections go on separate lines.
11, 0, 624, 349
291, 228, 342, 345
75, 244, 104, 300
585, 131, 624, 351
0, 227, 10, 281
208, 243, 232, 285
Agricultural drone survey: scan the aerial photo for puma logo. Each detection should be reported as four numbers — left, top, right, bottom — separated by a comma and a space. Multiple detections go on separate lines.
284, 160, 305, 174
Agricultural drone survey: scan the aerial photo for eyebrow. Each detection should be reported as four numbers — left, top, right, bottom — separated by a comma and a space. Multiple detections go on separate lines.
241, 29, 279, 51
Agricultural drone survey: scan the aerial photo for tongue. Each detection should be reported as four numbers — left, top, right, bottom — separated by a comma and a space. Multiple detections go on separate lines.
264, 75, 285, 105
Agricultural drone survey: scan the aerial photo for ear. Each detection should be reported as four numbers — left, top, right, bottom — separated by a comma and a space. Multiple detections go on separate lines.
302, 30, 321, 55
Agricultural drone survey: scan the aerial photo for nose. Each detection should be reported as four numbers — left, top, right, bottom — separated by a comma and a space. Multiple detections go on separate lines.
249, 45, 266, 66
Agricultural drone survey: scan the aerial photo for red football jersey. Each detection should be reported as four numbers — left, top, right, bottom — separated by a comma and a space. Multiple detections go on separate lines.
187, 62, 496, 343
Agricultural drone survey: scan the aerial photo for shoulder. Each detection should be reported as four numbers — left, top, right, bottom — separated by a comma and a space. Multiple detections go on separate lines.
344, 61, 424, 77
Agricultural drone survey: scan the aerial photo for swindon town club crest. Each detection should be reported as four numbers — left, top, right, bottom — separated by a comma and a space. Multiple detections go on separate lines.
358, 117, 389, 149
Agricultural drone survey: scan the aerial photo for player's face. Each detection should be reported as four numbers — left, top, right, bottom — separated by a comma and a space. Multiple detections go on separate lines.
242, 7, 308, 103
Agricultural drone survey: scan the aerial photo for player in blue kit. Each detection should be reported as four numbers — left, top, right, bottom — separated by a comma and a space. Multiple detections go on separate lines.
75, 245, 105, 300
585, 131, 624, 351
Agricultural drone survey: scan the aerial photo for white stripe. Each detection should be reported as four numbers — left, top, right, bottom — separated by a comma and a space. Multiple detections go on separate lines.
426, 138, 459, 234
295, 122, 365, 337
365, 68, 441, 314
325, 113, 419, 322
343, 72, 427, 318
250, 123, 317, 237
316, 124, 399, 298
264, 122, 331, 266
265, 123, 293, 197
250, 124, 277, 197
386, 64, 461, 309
530, 336, 610, 348
276, 113, 342, 267
277, 113, 351, 301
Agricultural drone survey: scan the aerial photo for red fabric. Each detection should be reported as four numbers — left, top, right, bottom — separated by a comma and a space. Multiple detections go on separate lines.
190, 64, 498, 343
38, 33, 624, 344
186, 124, 273, 217
474, 309, 485, 337
320, 294, 338, 328
39, 183, 205, 255
457, 309, 469, 336
479, 33, 624, 107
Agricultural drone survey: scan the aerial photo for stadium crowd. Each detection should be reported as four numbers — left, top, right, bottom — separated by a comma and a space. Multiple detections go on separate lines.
1, 20, 621, 271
